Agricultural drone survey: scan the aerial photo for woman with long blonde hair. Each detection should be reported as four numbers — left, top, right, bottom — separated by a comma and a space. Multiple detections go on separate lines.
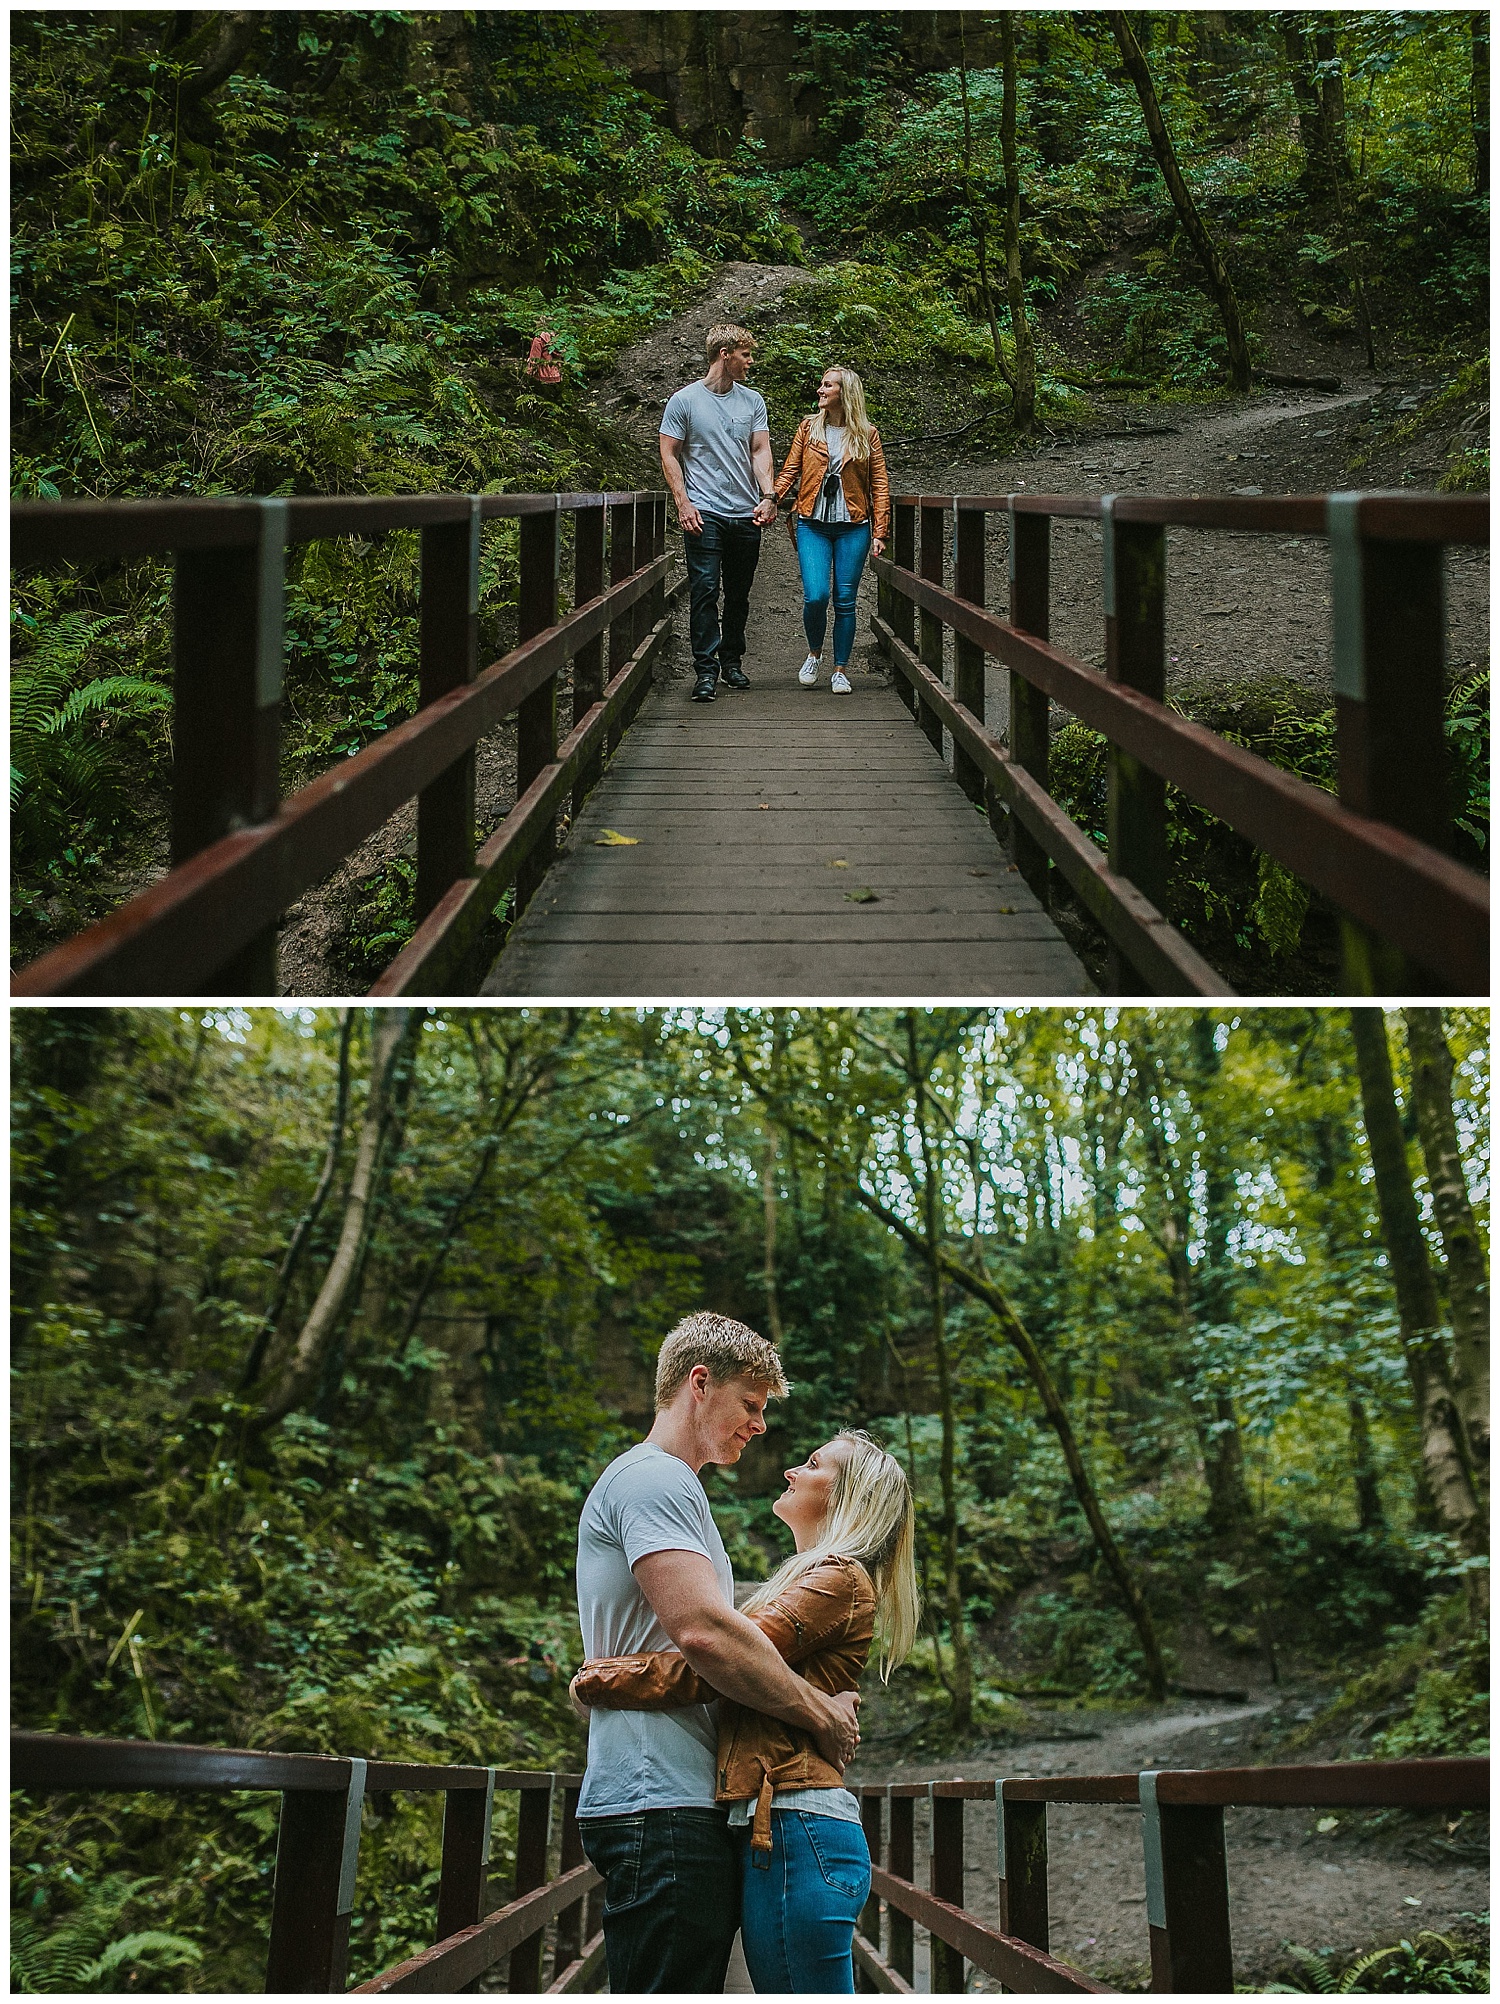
573, 1428, 919, 1992
774, 367, 892, 693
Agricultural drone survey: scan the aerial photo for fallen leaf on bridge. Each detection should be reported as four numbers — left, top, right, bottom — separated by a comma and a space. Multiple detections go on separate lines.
845, 887, 880, 902
594, 829, 639, 845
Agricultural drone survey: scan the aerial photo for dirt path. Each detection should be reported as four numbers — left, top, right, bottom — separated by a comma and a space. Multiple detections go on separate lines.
846, 1691, 1487, 1991
605, 261, 1487, 717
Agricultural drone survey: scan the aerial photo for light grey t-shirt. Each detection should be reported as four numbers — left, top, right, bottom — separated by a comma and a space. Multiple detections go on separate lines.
660, 378, 769, 519
575, 1441, 734, 1817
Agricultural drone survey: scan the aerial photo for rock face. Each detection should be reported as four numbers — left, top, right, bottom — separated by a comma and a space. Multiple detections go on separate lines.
596, 11, 999, 165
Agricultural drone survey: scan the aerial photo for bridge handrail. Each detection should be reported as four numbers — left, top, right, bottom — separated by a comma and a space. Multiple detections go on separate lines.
875, 487, 1489, 997
851, 1756, 1487, 1995
12, 1729, 602, 1994
11, 490, 678, 999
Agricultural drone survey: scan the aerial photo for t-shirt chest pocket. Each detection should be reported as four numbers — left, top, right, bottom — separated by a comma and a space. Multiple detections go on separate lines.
724, 413, 754, 443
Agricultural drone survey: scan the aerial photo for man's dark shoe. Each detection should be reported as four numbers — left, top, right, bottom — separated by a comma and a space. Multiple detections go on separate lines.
722, 664, 751, 690
691, 672, 718, 702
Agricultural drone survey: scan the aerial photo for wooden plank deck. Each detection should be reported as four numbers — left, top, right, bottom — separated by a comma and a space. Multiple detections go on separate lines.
484, 667, 1090, 998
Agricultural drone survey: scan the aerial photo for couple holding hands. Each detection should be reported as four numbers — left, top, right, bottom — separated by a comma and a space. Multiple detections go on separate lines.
658, 324, 892, 701
569, 1312, 919, 1993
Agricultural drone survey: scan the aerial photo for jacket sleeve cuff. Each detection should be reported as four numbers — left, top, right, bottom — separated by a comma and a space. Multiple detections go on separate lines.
573, 1653, 717, 1708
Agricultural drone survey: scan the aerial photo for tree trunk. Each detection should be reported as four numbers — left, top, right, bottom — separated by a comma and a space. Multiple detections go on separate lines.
1133, 1028, 1253, 1536
240, 1009, 355, 1390
1474, 13, 1490, 196
1279, 17, 1329, 191
1313, 27, 1349, 184
1347, 1010, 1483, 1573
1346, 1389, 1386, 1533
1403, 1009, 1489, 1491
255, 1009, 413, 1427
907, 1015, 973, 1732
999, 13, 1037, 430
761, 1119, 785, 1346
958, 16, 1009, 387
1108, 12, 1252, 389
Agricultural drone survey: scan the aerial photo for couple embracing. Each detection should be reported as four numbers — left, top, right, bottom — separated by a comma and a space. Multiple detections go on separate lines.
659, 325, 892, 700
571, 1312, 919, 1993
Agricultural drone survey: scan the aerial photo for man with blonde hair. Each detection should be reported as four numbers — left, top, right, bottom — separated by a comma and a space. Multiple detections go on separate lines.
660, 326, 778, 702
573, 1310, 861, 1992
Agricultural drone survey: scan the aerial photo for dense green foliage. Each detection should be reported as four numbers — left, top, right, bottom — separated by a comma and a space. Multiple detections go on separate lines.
1046, 667, 1490, 992
10, 11, 1488, 966
12, 1005, 1488, 1986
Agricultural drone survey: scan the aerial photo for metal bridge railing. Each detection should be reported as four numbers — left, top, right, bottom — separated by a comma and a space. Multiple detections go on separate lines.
11, 491, 681, 999
875, 489, 1489, 997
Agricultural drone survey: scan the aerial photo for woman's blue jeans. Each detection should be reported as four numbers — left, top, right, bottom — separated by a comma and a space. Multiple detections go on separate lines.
796, 518, 872, 668
737, 1812, 872, 1993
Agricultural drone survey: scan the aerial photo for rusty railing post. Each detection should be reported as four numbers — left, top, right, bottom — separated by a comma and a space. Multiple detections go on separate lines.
892, 502, 917, 715
507, 1777, 553, 1993
515, 502, 561, 918
929, 1783, 966, 1992
607, 499, 638, 755
998, 1781, 1049, 1953
1328, 494, 1449, 993
554, 1780, 586, 1980
265, 1758, 365, 1993
171, 495, 285, 993
888, 1787, 915, 1987
571, 502, 607, 822
1141, 1773, 1233, 1993
416, 498, 481, 922
917, 499, 947, 753
435, 1767, 495, 1944
953, 503, 990, 814
1008, 500, 1053, 904
857, 1786, 884, 1988
1103, 494, 1168, 991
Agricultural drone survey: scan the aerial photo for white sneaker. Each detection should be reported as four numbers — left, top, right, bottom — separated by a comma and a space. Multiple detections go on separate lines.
798, 655, 820, 686
830, 669, 852, 694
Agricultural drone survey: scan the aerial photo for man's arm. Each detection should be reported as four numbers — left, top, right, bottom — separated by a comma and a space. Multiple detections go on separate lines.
750, 429, 776, 526
659, 433, 702, 536
632, 1549, 859, 1769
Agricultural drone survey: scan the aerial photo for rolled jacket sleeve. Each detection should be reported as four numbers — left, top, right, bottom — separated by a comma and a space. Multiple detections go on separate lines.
867, 428, 891, 541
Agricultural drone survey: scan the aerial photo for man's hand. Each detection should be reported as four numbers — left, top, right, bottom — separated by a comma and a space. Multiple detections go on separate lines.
752, 495, 778, 528
808, 1687, 861, 1771
659, 433, 701, 536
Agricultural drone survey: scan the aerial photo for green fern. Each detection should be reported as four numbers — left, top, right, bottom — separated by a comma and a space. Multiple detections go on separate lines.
42, 676, 173, 732
10, 1875, 202, 1994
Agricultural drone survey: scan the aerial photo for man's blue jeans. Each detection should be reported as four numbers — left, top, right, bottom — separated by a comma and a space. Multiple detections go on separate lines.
737, 1811, 872, 1993
578, 1807, 739, 1992
795, 517, 872, 668
684, 513, 762, 682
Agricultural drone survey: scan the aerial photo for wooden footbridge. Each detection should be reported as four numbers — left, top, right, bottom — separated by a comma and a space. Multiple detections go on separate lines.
13, 1731, 1486, 1992
12, 485, 1487, 998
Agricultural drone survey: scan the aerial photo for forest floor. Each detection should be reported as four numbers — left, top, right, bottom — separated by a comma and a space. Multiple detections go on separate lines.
268, 256, 1486, 993
842, 1676, 1489, 1993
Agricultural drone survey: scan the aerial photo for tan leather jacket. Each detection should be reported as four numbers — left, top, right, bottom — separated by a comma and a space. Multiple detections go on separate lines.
775, 417, 892, 543
572, 1553, 874, 1856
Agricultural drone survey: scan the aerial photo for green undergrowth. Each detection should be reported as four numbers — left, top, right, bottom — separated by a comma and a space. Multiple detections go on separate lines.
1284, 1591, 1490, 1763
1261, 1924, 1489, 1993
12, 1313, 591, 1988
1046, 671, 1489, 995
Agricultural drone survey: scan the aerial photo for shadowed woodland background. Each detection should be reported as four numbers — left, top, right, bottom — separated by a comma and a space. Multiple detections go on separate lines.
10, 1005, 1488, 1989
